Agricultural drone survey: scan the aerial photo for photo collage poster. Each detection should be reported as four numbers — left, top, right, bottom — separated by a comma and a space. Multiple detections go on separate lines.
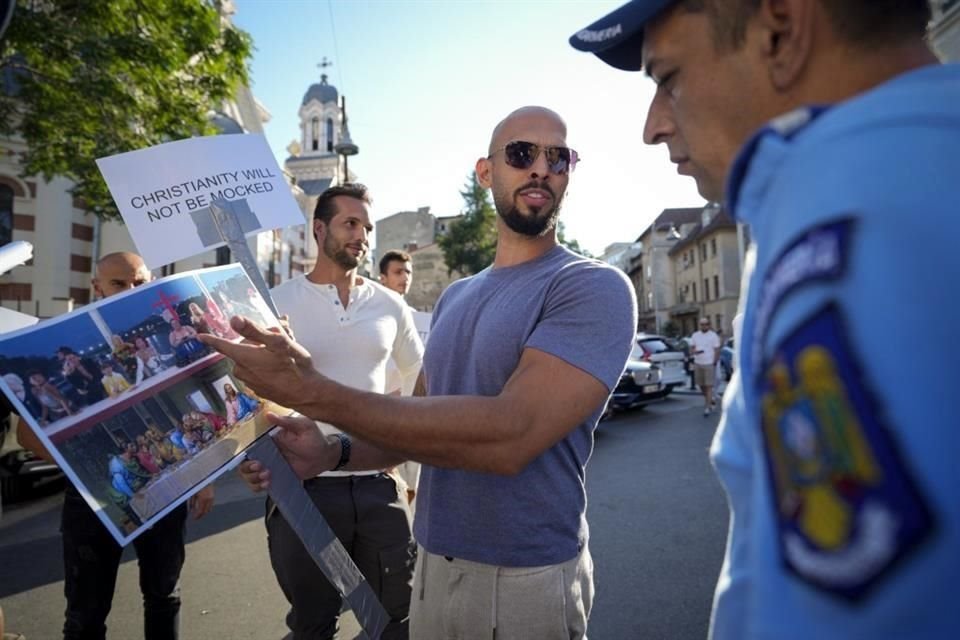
0, 264, 290, 545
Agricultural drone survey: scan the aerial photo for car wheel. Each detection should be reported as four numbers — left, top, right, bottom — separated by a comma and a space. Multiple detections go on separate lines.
0, 473, 26, 503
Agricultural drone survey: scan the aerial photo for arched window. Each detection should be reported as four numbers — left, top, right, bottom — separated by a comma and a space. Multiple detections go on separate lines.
326, 118, 334, 153
311, 117, 320, 151
0, 184, 14, 247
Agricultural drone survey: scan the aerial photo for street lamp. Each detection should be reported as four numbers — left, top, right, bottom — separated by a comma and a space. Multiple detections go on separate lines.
650, 225, 681, 335
334, 95, 358, 183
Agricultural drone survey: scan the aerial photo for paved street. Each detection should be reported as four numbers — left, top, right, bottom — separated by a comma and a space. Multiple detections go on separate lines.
588, 391, 729, 640
0, 392, 727, 639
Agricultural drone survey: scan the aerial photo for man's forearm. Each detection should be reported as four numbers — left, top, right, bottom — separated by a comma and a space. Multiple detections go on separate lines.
298, 379, 526, 474
340, 437, 408, 472
16, 418, 55, 464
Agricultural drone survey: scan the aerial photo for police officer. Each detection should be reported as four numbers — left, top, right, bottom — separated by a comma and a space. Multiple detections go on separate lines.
571, 1, 959, 638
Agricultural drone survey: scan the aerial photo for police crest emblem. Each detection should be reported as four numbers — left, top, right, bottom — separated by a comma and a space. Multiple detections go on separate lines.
759, 304, 932, 600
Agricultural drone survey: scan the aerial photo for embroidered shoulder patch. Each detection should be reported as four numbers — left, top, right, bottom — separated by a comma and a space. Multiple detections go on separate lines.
759, 304, 933, 600
750, 218, 854, 381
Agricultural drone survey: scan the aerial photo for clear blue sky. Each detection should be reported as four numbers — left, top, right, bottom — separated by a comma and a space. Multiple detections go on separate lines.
232, 0, 704, 256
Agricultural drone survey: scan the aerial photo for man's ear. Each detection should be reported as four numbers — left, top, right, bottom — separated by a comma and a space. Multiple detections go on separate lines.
475, 157, 494, 189
92, 278, 103, 299
757, 0, 814, 91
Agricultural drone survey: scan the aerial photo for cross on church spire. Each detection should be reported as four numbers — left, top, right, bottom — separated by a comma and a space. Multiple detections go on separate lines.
318, 57, 333, 83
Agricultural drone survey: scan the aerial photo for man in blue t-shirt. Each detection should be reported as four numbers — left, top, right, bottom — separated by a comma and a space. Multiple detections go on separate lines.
203, 106, 637, 639
571, 1, 960, 638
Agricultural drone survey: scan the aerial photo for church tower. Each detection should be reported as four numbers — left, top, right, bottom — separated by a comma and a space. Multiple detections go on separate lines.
284, 61, 347, 198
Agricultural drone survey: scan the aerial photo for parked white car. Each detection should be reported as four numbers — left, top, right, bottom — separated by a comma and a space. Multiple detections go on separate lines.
633, 334, 688, 392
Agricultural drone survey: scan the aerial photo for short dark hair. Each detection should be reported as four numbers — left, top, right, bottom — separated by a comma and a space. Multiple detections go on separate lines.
313, 183, 371, 225
681, 0, 931, 50
379, 249, 412, 275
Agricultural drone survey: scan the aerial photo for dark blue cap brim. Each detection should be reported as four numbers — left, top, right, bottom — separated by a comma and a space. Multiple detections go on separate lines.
568, 0, 674, 71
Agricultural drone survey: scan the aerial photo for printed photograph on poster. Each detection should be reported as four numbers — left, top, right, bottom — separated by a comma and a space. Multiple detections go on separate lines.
0, 264, 289, 546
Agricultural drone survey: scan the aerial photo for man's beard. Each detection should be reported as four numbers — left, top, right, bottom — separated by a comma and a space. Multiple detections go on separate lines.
495, 181, 561, 237
323, 234, 362, 269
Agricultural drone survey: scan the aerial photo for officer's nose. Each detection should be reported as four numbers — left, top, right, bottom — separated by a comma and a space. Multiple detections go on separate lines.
643, 90, 675, 146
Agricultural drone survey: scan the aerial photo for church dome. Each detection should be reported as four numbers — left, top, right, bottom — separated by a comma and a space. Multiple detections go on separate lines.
302, 75, 338, 106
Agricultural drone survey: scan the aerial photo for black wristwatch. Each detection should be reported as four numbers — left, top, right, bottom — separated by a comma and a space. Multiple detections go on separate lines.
332, 432, 352, 471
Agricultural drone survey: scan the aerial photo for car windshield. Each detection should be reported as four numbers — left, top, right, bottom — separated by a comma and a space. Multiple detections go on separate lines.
629, 344, 646, 360
638, 338, 675, 354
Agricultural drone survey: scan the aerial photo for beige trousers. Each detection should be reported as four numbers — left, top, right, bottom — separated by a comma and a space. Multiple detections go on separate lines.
409, 544, 593, 639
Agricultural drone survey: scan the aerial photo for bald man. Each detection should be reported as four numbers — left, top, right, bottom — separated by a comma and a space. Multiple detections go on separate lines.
18, 251, 214, 640
91, 251, 152, 298
205, 106, 637, 639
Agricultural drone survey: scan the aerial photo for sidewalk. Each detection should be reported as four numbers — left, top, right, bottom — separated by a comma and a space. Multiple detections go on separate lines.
671, 380, 730, 399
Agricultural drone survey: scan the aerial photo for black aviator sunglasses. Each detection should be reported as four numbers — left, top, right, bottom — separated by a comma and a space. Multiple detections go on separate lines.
488, 140, 580, 175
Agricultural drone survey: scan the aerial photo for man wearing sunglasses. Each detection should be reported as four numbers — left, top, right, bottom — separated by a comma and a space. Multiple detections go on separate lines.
572, 1, 959, 639
201, 106, 637, 639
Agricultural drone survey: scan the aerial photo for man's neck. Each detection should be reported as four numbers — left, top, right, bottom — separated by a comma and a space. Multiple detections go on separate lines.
492, 219, 559, 269
307, 258, 361, 308
306, 259, 358, 288
788, 40, 937, 112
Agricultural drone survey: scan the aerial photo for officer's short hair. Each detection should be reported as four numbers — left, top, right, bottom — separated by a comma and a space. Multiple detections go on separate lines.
681, 0, 931, 51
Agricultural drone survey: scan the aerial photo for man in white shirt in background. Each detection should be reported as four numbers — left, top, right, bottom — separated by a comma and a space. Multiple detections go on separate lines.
378, 250, 413, 302
378, 249, 423, 509
690, 317, 721, 417
240, 184, 423, 640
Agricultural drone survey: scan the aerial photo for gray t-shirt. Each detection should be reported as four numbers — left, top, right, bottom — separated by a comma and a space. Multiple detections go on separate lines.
414, 245, 637, 566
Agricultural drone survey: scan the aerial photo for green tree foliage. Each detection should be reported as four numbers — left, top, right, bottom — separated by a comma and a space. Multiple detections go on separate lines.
0, 0, 252, 220
439, 171, 497, 276
557, 220, 592, 258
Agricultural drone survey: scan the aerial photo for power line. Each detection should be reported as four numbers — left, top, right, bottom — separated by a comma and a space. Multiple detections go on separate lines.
326, 0, 345, 94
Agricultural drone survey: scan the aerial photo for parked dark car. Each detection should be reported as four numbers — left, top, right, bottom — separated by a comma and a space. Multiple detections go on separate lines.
601, 360, 668, 420
0, 403, 64, 504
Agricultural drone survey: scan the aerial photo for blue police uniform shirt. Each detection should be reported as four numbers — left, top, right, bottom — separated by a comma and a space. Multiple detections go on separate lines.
710, 63, 960, 639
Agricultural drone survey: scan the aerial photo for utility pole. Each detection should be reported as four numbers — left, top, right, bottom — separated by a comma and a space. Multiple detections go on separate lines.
334, 96, 358, 183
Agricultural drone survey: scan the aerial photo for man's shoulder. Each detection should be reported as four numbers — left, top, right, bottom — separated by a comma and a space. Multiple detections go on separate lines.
362, 278, 411, 314
270, 275, 307, 303
730, 65, 960, 215
549, 247, 633, 291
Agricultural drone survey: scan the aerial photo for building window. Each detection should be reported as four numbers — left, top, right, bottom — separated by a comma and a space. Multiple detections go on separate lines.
689, 249, 695, 265
326, 118, 334, 153
704, 278, 710, 301
0, 185, 13, 247
0, 282, 31, 300
311, 117, 320, 151
692, 282, 697, 302
716, 314, 723, 333
700, 244, 707, 261
714, 275, 720, 298
215, 246, 231, 265
711, 237, 717, 257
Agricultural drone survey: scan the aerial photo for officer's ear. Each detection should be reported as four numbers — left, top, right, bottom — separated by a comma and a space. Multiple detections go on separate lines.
757, 0, 814, 91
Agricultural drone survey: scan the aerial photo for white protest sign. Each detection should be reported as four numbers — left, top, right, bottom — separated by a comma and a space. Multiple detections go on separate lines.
96, 134, 304, 269
412, 310, 432, 346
